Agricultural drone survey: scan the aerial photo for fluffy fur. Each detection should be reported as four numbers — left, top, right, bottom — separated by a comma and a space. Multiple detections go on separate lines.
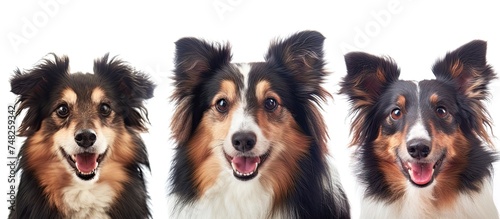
340, 40, 498, 218
9, 54, 155, 219
169, 30, 350, 218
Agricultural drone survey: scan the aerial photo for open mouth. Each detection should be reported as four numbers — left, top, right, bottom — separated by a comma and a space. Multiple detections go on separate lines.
60, 148, 107, 181
399, 152, 445, 187
225, 152, 269, 181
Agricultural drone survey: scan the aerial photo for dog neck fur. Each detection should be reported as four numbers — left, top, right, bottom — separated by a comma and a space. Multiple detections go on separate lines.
360, 178, 498, 219
171, 171, 275, 219
60, 173, 114, 219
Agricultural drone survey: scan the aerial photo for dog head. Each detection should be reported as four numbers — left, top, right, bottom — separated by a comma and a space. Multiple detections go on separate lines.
11, 54, 155, 181
170, 31, 330, 200
340, 40, 496, 192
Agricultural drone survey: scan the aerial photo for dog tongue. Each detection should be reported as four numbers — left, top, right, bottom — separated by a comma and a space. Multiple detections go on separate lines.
231, 156, 260, 174
409, 162, 433, 185
75, 153, 98, 173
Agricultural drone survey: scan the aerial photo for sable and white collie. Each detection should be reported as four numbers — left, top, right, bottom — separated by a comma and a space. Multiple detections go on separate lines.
340, 40, 498, 218
9, 54, 155, 219
168, 31, 351, 218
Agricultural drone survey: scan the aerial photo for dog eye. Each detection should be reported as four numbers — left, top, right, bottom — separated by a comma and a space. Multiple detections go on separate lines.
264, 98, 278, 111
99, 103, 111, 117
56, 104, 70, 118
215, 99, 229, 113
390, 108, 402, 120
436, 107, 448, 118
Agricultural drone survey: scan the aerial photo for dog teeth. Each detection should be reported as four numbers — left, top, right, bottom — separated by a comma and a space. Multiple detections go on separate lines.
231, 162, 237, 171
235, 170, 255, 177
405, 162, 412, 171
76, 161, 98, 176
78, 170, 96, 175
232, 162, 258, 177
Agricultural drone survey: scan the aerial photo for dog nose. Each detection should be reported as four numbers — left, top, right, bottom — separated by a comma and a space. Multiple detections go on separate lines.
232, 132, 256, 152
74, 129, 97, 148
407, 139, 431, 159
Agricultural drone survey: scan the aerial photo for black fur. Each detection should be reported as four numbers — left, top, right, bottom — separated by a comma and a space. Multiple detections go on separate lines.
340, 40, 498, 203
9, 54, 154, 218
171, 37, 232, 145
170, 31, 350, 218
169, 38, 233, 203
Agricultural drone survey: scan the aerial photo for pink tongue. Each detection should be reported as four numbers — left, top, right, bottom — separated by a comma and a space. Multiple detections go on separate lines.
75, 153, 98, 173
409, 162, 434, 185
231, 156, 260, 174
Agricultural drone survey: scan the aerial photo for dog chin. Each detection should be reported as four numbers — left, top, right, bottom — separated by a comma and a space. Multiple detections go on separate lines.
60, 148, 108, 181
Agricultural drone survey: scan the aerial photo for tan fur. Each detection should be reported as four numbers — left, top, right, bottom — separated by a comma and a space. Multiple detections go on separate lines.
430, 123, 470, 209
27, 86, 142, 216
254, 80, 310, 210
372, 117, 475, 209
97, 128, 133, 201
189, 80, 238, 196
373, 128, 407, 201
91, 88, 106, 104
430, 93, 439, 105
63, 88, 78, 105
28, 127, 71, 210
397, 95, 406, 109
259, 113, 309, 210
450, 61, 464, 78
376, 68, 387, 84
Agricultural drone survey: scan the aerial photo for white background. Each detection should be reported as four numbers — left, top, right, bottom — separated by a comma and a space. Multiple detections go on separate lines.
1, 1, 499, 218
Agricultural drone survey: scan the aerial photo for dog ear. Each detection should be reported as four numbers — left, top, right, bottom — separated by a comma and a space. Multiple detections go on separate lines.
432, 40, 496, 145
432, 40, 495, 100
171, 37, 232, 144
340, 52, 400, 108
10, 54, 70, 136
265, 31, 331, 149
94, 54, 155, 131
340, 52, 400, 145
265, 31, 328, 97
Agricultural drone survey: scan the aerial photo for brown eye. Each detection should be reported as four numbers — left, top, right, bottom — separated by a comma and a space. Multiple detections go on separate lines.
436, 107, 448, 118
56, 104, 70, 118
264, 98, 278, 111
391, 108, 402, 120
100, 103, 111, 117
215, 99, 229, 113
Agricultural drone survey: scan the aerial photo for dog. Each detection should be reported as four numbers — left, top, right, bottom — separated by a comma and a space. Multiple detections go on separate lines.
168, 30, 351, 218
9, 54, 155, 219
340, 40, 498, 218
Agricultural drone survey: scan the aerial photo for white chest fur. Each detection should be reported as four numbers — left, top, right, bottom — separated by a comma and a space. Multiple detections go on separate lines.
61, 178, 114, 219
360, 179, 498, 219
170, 173, 276, 219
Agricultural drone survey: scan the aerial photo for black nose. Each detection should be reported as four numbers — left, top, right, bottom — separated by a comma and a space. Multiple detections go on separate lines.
407, 139, 431, 159
75, 129, 97, 148
232, 132, 256, 152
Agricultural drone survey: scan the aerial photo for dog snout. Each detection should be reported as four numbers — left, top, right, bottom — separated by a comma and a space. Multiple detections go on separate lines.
407, 139, 431, 159
74, 129, 97, 148
232, 131, 256, 152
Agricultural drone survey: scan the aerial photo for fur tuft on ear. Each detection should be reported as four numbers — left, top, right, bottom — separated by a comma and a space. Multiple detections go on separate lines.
432, 40, 495, 100
94, 54, 155, 131
340, 52, 400, 146
171, 37, 232, 144
432, 40, 497, 146
265, 31, 328, 98
266, 30, 325, 72
10, 53, 70, 136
